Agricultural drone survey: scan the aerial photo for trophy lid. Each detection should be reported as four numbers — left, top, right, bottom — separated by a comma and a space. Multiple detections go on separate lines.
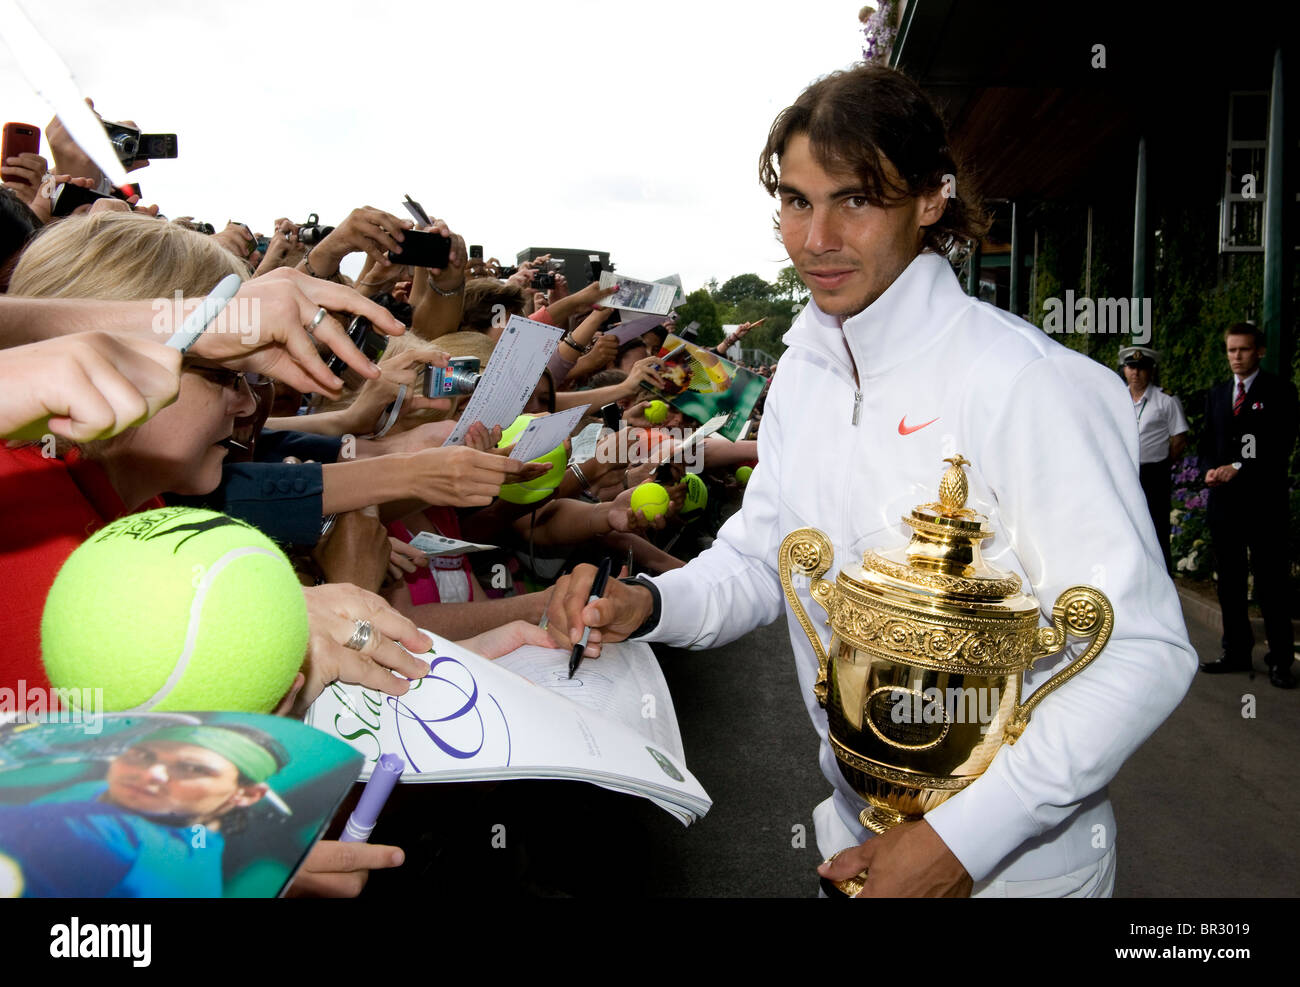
851, 456, 1032, 607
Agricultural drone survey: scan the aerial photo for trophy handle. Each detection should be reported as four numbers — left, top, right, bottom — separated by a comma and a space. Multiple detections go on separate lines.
778, 528, 836, 708
1006, 585, 1114, 744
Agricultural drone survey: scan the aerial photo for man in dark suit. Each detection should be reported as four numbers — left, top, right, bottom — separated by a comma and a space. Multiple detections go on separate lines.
1198, 323, 1299, 688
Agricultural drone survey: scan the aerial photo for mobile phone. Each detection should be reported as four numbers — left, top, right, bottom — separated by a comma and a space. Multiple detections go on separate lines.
469, 244, 483, 260
2, 123, 41, 185
401, 194, 432, 227
600, 402, 623, 432
388, 230, 451, 268
111, 182, 142, 202
50, 182, 109, 218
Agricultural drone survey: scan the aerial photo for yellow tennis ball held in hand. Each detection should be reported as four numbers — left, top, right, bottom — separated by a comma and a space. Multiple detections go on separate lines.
629, 482, 671, 522
682, 471, 708, 514
497, 414, 567, 505
644, 400, 669, 424
41, 507, 309, 713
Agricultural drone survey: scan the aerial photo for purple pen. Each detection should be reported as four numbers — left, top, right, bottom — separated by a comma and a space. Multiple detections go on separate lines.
340, 753, 405, 843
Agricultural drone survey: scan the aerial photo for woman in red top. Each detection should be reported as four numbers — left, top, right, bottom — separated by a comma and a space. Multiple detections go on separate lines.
1, 212, 257, 691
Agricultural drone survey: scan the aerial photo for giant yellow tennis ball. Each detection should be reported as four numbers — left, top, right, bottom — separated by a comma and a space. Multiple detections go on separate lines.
498, 414, 567, 505
629, 482, 671, 522
41, 508, 308, 713
644, 400, 669, 424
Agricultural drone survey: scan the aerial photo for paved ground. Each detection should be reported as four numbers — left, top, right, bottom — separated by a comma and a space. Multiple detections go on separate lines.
1110, 596, 1299, 896
362, 593, 1298, 898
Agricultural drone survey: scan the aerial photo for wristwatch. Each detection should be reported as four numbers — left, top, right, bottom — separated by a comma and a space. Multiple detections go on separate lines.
618, 575, 661, 639
561, 332, 593, 355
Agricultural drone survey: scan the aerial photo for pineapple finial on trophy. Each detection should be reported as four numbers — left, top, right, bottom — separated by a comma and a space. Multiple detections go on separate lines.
938, 455, 971, 514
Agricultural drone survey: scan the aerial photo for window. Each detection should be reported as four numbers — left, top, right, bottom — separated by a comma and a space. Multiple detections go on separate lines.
1219, 91, 1267, 253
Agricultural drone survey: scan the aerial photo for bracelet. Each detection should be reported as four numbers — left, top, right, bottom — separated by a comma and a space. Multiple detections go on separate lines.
367, 384, 408, 439
568, 461, 593, 495
561, 332, 593, 355
426, 272, 464, 297
302, 248, 332, 281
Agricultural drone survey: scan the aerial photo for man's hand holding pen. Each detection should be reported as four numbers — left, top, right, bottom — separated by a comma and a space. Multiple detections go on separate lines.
543, 562, 655, 659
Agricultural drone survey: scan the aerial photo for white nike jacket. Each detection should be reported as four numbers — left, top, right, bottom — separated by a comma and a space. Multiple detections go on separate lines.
640, 252, 1197, 884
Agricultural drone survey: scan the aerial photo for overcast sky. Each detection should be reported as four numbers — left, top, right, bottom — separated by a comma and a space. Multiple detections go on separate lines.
1, 0, 865, 287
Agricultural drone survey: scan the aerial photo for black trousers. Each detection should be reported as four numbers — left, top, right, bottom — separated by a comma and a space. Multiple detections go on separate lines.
1139, 458, 1173, 575
1209, 509, 1294, 669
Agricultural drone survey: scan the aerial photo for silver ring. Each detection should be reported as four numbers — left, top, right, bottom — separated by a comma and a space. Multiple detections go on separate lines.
307, 307, 327, 335
343, 619, 374, 651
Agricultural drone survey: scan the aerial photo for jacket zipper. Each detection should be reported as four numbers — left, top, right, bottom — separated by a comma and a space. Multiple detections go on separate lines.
852, 389, 862, 426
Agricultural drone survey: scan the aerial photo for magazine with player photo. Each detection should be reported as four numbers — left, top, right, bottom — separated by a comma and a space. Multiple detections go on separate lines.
637, 334, 766, 441
0, 712, 362, 898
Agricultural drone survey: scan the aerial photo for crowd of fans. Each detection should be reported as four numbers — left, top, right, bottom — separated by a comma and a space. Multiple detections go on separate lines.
0, 102, 765, 896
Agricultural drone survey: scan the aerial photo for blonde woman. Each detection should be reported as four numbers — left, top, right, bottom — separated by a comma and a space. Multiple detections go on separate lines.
1, 213, 549, 712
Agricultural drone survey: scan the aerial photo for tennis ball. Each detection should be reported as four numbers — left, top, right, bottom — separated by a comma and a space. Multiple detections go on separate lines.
644, 400, 669, 424
630, 482, 671, 522
682, 472, 708, 514
499, 413, 532, 448
736, 466, 753, 485
41, 507, 308, 713
498, 414, 566, 505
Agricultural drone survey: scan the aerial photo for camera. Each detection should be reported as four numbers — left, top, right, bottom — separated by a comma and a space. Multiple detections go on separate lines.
48, 182, 109, 218
102, 121, 178, 164
422, 357, 481, 398
370, 292, 413, 327
297, 212, 335, 246
469, 244, 484, 260
325, 316, 389, 381
588, 254, 614, 284
531, 257, 565, 291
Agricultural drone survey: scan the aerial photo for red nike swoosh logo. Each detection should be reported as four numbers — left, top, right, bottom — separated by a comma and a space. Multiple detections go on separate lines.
898, 416, 939, 435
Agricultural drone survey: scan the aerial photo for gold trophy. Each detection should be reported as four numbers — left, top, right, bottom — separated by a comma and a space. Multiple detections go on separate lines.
778, 456, 1113, 896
